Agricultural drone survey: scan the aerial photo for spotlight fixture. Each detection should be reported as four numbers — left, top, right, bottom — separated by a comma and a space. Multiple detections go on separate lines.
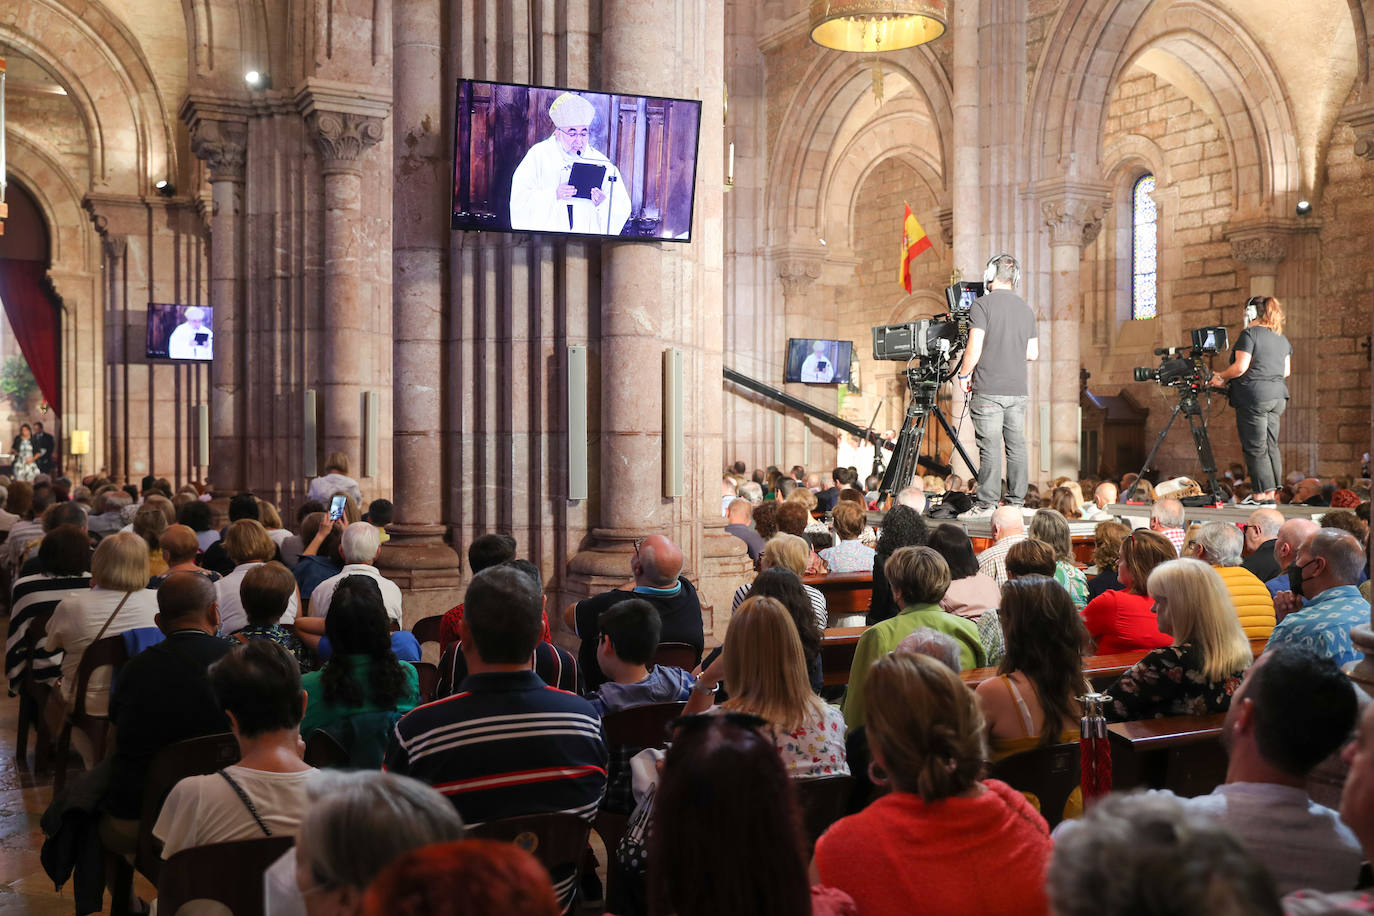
244, 70, 270, 90
154, 179, 175, 197
1295, 200, 1312, 216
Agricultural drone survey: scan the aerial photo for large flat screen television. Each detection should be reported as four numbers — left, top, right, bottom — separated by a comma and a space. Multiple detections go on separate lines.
785, 339, 853, 385
451, 79, 702, 241
146, 303, 213, 361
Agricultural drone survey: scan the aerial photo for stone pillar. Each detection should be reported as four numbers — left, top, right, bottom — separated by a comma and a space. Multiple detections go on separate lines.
297, 84, 388, 476
1039, 187, 1108, 481
777, 252, 822, 465
183, 103, 248, 491
376, 0, 463, 625
949, 0, 980, 474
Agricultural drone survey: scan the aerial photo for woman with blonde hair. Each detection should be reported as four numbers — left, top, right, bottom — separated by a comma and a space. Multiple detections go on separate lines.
258, 500, 291, 547
684, 595, 847, 779
307, 450, 363, 506
1103, 558, 1253, 721
44, 532, 159, 722
731, 533, 827, 628
132, 504, 170, 578
216, 519, 300, 633
1028, 508, 1088, 610
815, 651, 1052, 915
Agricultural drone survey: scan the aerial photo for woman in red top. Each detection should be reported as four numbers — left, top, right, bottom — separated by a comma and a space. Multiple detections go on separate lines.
1079, 528, 1177, 654
812, 651, 1052, 916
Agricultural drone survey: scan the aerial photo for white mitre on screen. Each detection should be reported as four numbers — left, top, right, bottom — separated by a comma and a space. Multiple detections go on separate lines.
549, 92, 595, 128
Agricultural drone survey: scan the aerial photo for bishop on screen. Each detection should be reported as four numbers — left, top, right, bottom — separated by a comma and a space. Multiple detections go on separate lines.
509, 92, 632, 235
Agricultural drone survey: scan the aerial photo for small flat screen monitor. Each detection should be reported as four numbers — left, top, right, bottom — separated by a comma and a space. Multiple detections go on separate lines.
146, 304, 213, 361
451, 79, 702, 241
785, 339, 853, 385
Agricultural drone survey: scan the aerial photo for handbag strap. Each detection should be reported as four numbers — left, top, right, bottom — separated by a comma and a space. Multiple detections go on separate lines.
91, 592, 134, 646
217, 769, 273, 836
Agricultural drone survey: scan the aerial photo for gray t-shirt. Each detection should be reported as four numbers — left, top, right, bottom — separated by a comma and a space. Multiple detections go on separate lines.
970, 289, 1038, 396
1230, 325, 1291, 405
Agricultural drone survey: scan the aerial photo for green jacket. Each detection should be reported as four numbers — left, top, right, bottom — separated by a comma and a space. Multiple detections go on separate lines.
841, 602, 986, 729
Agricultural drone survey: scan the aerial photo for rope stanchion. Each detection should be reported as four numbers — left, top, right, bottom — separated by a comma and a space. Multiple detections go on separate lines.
1079, 692, 1113, 802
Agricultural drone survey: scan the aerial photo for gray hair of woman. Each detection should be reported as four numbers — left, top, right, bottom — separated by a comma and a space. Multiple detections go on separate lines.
1048, 792, 1281, 916
296, 771, 466, 901
895, 627, 963, 673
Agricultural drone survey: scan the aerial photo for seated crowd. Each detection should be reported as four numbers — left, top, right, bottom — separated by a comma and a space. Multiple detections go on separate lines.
2, 455, 1368, 916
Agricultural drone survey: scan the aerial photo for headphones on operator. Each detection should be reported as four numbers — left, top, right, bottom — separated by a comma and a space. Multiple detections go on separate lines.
1243, 295, 1264, 327
984, 253, 1021, 289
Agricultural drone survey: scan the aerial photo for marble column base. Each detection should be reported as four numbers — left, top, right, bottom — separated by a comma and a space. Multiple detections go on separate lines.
376, 525, 464, 630
1347, 624, 1374, 691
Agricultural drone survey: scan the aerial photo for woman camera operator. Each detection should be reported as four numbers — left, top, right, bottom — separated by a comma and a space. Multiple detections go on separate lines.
1209, 296, 1290, 500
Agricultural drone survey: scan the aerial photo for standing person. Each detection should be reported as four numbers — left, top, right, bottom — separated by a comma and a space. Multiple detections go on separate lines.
956, 254, 1038, 519
32, 422, 56, 474
1211, 296, 1291, 500
11, 424, 39, 483
306, 451, 363, 506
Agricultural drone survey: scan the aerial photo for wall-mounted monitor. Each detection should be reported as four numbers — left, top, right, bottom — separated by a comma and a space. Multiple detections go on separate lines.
146, 304, 213, 361
451, 79, 702, 241
785, 339, 853, 385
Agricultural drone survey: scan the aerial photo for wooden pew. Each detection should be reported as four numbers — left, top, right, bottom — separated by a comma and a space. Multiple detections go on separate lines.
820, 626, 867, 687
804, 571, 873, 623
1107, 713, 1228, 797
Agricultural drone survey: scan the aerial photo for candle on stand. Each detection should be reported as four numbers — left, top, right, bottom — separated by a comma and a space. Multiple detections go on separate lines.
727, 141, 734, 185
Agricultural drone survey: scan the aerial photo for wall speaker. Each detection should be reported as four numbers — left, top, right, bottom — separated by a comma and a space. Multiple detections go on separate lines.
197, 404, 209, 467
568, 346, 588, 501
1039, 404, 1051, 474
362, 391, 379, 478
663, 348, 684, 498
303, 390, 318, 477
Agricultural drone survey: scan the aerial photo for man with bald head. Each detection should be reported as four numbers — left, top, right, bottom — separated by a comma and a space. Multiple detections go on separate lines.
1240, 508, 1285, 582
1294, 477, 1328, 507
976, 506, 1028, 586
567, 534, 703, 691
1265, 517, 1322, 598
1265, 529, 1370, 669
1082, 482, 1118, 521
103, 571, 232, 829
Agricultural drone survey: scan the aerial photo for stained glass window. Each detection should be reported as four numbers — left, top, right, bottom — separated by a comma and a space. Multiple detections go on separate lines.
1132, 174, 1158, 320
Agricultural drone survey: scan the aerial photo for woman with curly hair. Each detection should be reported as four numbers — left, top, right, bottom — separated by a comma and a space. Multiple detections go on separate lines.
299, 575, 420, 738
866, 504, 929, 625
1087, 521, 1131, 600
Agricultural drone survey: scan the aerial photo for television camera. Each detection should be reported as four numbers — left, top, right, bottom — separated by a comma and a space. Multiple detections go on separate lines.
868, 282, 984, 496
1123, 326, 1230, 505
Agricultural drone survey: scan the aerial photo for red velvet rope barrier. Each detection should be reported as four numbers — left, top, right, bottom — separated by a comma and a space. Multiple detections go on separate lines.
1080, 693, 1113, 801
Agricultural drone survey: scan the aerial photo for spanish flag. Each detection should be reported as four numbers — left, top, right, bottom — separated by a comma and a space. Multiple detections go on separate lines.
899, 203, 932, 293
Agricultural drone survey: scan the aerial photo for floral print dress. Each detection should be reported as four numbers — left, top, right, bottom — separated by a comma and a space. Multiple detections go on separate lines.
775, 701, 850, 778
1102, 642, 1247, 721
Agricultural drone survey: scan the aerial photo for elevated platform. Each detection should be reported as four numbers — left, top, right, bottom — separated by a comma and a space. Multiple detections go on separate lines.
949, 502, 1329, 538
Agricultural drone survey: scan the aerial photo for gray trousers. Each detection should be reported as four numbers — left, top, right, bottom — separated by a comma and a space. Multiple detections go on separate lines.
1236, 398, 1286, 493
970, 393, 1029, 507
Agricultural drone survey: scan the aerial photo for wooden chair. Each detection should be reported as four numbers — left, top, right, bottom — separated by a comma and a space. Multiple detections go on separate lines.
14, 607, 55, 771
134, 732, 242, 886
157, 836, 294, 916
303, 729, 351, 769
52, 633, 129, 793
469, 813, 592, 903
412, 661, 439, 703
651, 642, 698, 671
819, 626, 867, 687
411, 614, 443, 648
988, 741, 1083, 829
795, 774, 854, 848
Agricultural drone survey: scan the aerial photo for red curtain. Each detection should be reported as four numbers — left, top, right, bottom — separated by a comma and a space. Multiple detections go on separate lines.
0, 258, 62, 415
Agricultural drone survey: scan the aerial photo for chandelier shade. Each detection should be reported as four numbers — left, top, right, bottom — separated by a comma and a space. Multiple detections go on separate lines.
809, 0, 948, 53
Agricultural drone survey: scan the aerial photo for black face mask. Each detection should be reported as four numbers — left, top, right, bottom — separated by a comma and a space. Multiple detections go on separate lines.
1290, 559, 1312, 599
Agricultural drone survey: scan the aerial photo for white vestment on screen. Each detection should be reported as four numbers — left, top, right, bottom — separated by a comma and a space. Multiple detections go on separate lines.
509, 135, 631, 235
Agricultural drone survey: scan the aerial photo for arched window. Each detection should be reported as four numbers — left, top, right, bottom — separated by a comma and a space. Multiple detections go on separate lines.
1131, 174, 1158, 319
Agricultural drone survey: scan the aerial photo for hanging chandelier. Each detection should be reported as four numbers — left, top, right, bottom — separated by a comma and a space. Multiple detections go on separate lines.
809, 0, 948, 53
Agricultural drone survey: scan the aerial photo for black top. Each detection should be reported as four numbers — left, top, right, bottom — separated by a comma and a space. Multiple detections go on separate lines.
866, 552, 899, 625
574, 577, 704, 691
815, 487, 840, 512
1229, 326, 1291, 405
1241, 539, 1281, 583
724, 523, 766, 563
105, 629, 233, 818
970, 289, 1038, 396
1086, 567, 1123, 602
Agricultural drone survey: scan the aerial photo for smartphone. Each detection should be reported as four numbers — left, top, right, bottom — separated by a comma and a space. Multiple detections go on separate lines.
329, 494, 347, 521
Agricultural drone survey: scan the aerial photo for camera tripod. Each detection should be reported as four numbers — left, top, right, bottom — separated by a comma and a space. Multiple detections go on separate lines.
1122, 385, 1223, 504
880, 361, 977, 497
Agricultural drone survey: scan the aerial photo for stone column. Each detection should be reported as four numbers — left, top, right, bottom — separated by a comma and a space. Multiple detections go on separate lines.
777, 252, 822, 466
376, 0, 463, 625
297, 84, 388, 477
182, 102, 248, 491
1040, 187, 1108, 481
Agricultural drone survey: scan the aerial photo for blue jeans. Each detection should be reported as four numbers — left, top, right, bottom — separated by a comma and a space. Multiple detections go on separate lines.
1236, 398, 1286, 493
970, 394, 1029, 507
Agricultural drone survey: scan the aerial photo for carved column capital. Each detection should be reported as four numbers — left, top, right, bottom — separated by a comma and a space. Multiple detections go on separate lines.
180, 96, 252, 184
102, 235, 127, 261
1343, 99, 1374, 161
937, 208, 954, 248
1228, 235, 1288, 265
1041, 197, 1108, 248
295, 78, 391, 174
777, 258, 821, 297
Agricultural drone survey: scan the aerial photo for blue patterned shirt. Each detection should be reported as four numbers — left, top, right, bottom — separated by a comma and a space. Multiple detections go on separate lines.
1265, 585, 1369, 669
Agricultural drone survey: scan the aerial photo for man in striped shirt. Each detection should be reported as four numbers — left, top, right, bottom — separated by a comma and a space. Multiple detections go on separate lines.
385, 564, 607, 907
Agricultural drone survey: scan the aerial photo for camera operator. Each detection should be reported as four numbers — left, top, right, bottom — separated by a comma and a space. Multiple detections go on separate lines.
1209, 297, 1291, 500
955, 254, 1039, 519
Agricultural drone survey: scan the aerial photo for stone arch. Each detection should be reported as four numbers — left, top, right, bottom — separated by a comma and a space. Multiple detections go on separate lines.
767, 47, 952, 249
3, 129, 97, 274
885, 289, 946, 323
0, 0, 178, 195
1101, 133, 1173, 190
179, 0, 272, 88
1113, 1, 1301, 213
